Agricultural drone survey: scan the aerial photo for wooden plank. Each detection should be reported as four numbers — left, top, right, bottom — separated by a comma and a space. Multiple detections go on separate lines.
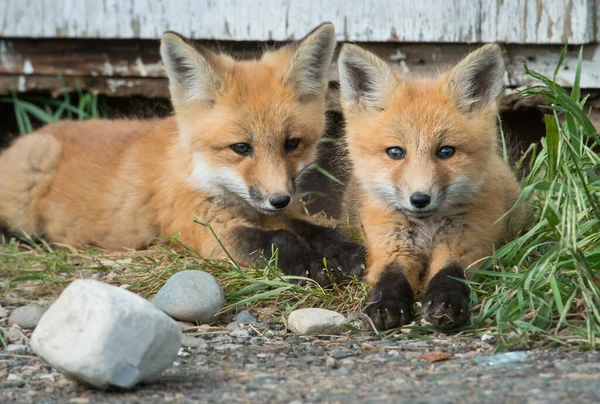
2, 0, 480, 43
0, 75, 169, 98
480, 0, 596, 44
1, 40, 600, 99
504, 44, 600, 89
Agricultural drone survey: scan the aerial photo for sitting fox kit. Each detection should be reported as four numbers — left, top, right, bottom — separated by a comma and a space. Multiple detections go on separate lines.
0, 23, 364, 285
338, 44, 527, 330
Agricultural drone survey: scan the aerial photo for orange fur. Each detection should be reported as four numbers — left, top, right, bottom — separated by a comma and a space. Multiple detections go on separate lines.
339, 44, 528, 330
0, 24, 339, 268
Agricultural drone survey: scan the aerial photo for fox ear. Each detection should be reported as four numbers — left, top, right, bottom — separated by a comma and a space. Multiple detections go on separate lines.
445, 44, 505, 114
160, 31, 226, 105
338, 44, 395, 111
283, 23, 337, 99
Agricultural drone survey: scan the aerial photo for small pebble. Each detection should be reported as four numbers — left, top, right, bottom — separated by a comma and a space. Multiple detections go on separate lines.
6, 344, 28, 355
388, 350, 400, 357
0, 305, 8, 319
233, 310, 257, 324
181, 335, 205, 348
230, 329, 251, 338
326, 357, 338, 369
214, 344, 242, 351
287, 308, 346, 335
153, 270, 226, 323
7, 325, 27, 344
7, 374, 23, 382
8, 305, 47, 328
249, 337, 264, 346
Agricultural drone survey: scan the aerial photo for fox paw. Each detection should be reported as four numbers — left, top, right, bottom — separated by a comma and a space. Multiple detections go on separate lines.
366, 291, 413, 330
283, 251, 343, 287
421, 265, 470, 330
320, 239, 366, 277
365, 264, 414, 330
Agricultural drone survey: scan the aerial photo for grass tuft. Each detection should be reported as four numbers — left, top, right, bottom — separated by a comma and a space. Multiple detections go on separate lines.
470, 45, 600, 349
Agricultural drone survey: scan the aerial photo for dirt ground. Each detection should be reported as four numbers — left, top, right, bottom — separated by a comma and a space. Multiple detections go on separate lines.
2, 319, 599, 404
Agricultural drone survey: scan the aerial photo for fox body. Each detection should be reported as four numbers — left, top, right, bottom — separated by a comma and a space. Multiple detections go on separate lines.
0, 24, 364, 284
338, 44, 527, 330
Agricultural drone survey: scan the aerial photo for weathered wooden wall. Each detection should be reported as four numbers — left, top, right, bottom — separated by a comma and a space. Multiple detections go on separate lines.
1, 0, 598, 44
0, 0, 599, 97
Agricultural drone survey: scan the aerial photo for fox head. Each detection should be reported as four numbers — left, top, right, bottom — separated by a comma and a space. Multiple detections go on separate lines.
338, 44, 505, 218
160, 24, 336, 214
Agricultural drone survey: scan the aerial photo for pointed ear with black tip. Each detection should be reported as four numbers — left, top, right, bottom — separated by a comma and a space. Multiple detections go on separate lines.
445, 44, 505, 114
337, 44, 396, 111
160, 31, 226, 106
283, 22, 337, 99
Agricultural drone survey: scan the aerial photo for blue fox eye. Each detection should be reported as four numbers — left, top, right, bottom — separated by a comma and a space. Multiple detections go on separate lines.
231, 143, 252, 156
437, 146, 455, 159
284, 138, 300, 152
386, 147, 405, 160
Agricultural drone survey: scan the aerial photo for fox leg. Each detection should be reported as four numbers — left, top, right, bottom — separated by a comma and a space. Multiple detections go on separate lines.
421, 234, 491, 330
230, 226, 345, 286
287, 219, 366, 277
363, 241, 427, 330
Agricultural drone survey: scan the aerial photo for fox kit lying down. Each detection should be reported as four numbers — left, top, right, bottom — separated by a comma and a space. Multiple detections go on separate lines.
338, 44, 527, 330
0, 23, 364, 285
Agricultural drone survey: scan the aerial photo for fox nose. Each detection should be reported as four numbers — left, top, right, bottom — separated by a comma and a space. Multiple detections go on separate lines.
409, 192, 431, 209
269, 195, 291, 210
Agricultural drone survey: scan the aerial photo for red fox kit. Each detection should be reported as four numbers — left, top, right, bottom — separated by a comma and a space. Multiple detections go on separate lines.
0, 23, 364, 285
337, 44, 527, 330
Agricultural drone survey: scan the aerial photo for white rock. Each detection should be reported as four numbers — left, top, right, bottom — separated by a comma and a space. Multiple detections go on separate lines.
153, 270, 225, 323
287, 308, 346, 335
7, 374, 23, 382
30, 279, 182, 390
8, 305, 47, 328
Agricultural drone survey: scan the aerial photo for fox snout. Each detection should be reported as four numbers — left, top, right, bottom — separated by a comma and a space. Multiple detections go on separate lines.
409, 192, 431, 209
249, 186, 294, 213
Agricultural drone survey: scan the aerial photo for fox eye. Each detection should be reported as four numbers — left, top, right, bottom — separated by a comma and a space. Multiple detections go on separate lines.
437, 146, 455, 159
284, 138, 300, 152
230, 143, 252, 156
386, 146, 405, 160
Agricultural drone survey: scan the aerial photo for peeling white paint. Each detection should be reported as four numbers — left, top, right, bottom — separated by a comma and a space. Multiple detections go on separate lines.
103, 60, 114, 76
107, 78, 134, 93
0, 0, 595, 44
0, 40, 15, 70
17, 75, 26, 92
23, 59, 34, 74
135, 57, 147, 77
508, 46, 600, 88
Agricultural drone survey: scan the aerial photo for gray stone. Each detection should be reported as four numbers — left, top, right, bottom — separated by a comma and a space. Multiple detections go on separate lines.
214, 343, 242, 351
30, 279, 182, 390
0, 304, 8, 319
153, 270, 226, 323
181, 335, 206, 348
7, 374, 23, 382
6, 344, 28, 355
230, 329, 250, 338
287, 308, 346, 335
8, 306, 47, 328
233, 310, 256, 324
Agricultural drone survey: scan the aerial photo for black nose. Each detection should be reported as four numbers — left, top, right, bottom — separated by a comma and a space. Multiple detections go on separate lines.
269, 195, 291, 210
409, 192, 431, 209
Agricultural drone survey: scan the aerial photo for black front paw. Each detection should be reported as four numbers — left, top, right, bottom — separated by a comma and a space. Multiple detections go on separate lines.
289, 220, 366, 277
421, 264, 470, 330
320, 239, 366, 277
365, 264, 414, 330
281, 250, 342, 287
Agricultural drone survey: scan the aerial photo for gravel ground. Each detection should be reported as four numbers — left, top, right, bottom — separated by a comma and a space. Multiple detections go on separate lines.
2, 320, 599, 404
